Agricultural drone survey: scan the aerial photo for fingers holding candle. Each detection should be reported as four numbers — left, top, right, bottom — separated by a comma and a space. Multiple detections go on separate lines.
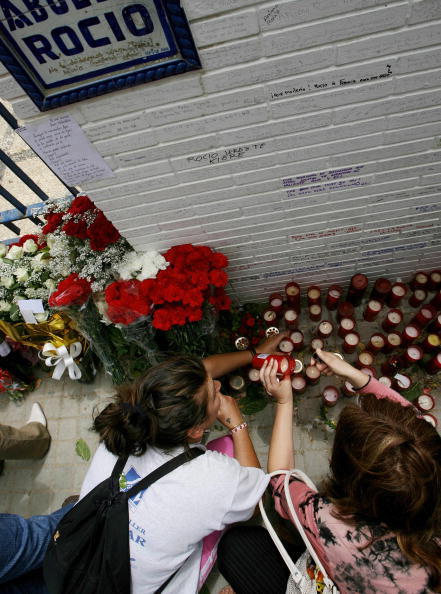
259, 359, 293, 403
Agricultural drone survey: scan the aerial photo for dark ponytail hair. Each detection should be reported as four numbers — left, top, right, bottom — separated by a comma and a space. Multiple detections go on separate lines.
93, 355, 208, 457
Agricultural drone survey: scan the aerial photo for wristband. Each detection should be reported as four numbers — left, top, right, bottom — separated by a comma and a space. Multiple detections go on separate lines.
355, 375, 371, 390
230, 421, 248, 434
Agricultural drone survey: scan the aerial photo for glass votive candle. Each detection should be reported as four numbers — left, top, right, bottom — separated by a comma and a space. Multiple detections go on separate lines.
381, 309, 403, 332
290, 330, 304, 352
408, 289, 427, 308
416, 393, 435, 412
392, 373, 412, 392
421, 333, 441, 353
307, 285, 321, 306
291, 374, 307, 395
305, 365, 321, 385
338, 317, 355, 338
429, 289, 441, 310
400, 345, 423, 367
268, 293, 284, 314
422, 413, 438, 427
322, 385, 340, 407
326, 285, 343, 310
410, 271, 429, 291
378, 376, 393, 389
411, 304, 437, 328
285, 282, 300, 309
317, 320, 333, 340
356, 350, 374, 369
428, 269, 441, 291
347, 273, 368, 306
309, 304, 322, 321
367, 333, 386, 353
229, 375, 246, 391
360, 365, 377, 379
279, 337, 295, 354
337, 301, 354, 322
363, 299, 382, 321
284, 308, 299, 329
343, 331, 360, 354
262, 307, 278, 326
370, 277, 391, 302
342, 381, 357, 397
235, 336, 249, 350
425, 352, 441, 375
386, 282, 408, 307
248, 368, 261, 383
383, 332, 402, 353
400, 324, 421, 347
310, 337, 324, 352
381, 355, 402, 376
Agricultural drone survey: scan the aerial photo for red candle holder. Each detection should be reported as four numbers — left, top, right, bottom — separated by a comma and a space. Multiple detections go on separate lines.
411, 304, 437, 328
381, 309, 403, 332
370, 277, 391, 302
305, 365, 321, 385
383, 332, 402, 353
356, 350, 374, 369
392, 373, 412, 392
386, 282, 408, 307
338, 317, 355, 338
421, 333, 441, 353
268, 293, 284, 314
428, 269, 441, 291
290, 330, 304, 352
279, 337, 295, 354
285, 282, 300, 309
322, 385, 340, 407
309, 304, 322, 321
410, 271, 429, 291
284, 308, 299, 329
307, 285, 321, 306
291, 374, 307, 394
317, 320, 333, 339
367, 333, 386, 353
408, 289, 427, 308
400, 324, 421, 346
337, 301, 354, 322
310, 337, 324, 352
381, 355, 402, 376
343, 331, 360, 354
252, 354, 297, 376
248, 368, 261, 383
342, 381, 356, 397
347, 273, 368, 306
378, 376, 393, 389
416, 393, 435, 412
363, 299, 382, 321
427, 313, 441, 334
400, 345, 423, 367
262, 307, 278, 326
429, 289, 441, 310
425, 352, 441, 375
326, 285, 343, 310
422, 413, 438, 427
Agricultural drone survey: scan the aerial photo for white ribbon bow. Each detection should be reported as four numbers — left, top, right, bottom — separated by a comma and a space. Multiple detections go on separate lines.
40, 342, 82, 381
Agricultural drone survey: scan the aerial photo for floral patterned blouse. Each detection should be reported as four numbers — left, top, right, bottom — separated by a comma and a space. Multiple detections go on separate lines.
271, 378, 436, 594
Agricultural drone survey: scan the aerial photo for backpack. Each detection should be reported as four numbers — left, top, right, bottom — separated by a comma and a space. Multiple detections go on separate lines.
43, 447, 205, 594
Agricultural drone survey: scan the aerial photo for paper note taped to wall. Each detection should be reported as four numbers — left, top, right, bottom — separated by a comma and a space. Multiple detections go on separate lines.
17, 114, 114, 186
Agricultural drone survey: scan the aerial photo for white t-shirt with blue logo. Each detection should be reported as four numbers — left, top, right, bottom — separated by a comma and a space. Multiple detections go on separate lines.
80, 442, 269, 593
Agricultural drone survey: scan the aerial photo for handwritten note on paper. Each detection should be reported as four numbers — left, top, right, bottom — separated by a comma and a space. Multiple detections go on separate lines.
17, 115, 115, 186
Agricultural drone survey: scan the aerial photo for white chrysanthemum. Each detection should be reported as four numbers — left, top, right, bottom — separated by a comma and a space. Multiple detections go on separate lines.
6, 245, 23, 260
0, 276, 14, 288
23, 239, 38, 253
0, 300, 11, 312
118, 250, 168, 281
14, 267, 30, 283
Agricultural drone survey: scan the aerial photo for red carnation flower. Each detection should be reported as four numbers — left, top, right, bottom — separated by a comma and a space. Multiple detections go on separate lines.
181, 288, 204, 308
68, 195, 96, 215
49, 273, 92, 307
87, 212, 120, 251
62, 218, 88, 240
42, 212, 63, 234
209, 269, 228, 288
211, 252, 228, 268
105, 279, 151, 325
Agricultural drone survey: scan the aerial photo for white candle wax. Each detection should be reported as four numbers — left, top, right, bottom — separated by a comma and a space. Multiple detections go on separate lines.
416, 394, 434, 411
286, 285, 299, 296
388, 333, 401, 345
319, 321, 332, 335
308, 288, 320, 299
388, 311, 401, 324
421, 308, 432, 319
271, 298, 283, 307
416, 273, 427, 284
414, 290, 426, 301
290, 331, 303, 344
341, 318, 354, 330
310, 304, 321, 315
422, 413, 437, 427
392, 285, 405, 296
378, 376, 392, 388
371, 335, 384, 348
248, 368, 260, 382
329, 289, 340, 298
359, 352, 373, 365
264, 310, 276, 321
345, 333, 359, 346
323, 388, 338, 402
405, 325, 419, 338
285, 309, 297, 321
407, 346, 422, 361
279, 339, 294, 353
306, 366, 320, 379
369, 300, 381, 312
395, 374, 411, 389
311, 338, 324, 350
292, 376, 306, 390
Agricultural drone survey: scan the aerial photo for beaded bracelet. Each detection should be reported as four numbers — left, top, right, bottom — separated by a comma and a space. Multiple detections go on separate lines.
230, 421, 248, 434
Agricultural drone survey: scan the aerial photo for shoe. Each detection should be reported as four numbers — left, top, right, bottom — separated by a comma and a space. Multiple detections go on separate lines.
27, 402, 47, 427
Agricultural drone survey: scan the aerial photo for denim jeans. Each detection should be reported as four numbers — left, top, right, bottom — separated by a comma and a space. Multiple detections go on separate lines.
0, 505, 73, 593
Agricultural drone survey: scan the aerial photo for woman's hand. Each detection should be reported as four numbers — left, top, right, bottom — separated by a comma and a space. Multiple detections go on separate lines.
255, 331, 289, 354
259, 359, 293, 404
216, 393, 244, 429
311, 348, 368, 388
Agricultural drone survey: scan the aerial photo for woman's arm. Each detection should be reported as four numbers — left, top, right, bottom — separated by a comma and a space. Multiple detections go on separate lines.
217, 394, 260, 468
260, 359, 295, 472
203, 332, 287, 379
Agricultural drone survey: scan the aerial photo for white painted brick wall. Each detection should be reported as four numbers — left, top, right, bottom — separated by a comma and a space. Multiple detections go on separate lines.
3, 0, 441, 301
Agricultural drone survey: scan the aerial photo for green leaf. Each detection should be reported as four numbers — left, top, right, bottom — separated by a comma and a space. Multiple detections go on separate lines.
400, 381, 422, 402
75, 438, 91, 461
239, 394, 268, 414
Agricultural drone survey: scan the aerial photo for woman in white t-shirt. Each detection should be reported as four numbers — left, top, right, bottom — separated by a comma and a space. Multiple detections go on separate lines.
79, 340, 281, 594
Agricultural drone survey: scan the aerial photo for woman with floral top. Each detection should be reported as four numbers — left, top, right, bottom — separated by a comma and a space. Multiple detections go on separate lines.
218, 348, 441, 594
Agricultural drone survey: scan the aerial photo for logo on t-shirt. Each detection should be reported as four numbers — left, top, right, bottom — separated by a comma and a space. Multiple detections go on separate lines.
120, 466, 147, 506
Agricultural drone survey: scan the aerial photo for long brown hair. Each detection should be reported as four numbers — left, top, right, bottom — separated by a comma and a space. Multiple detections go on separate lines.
322, 394, 441, 590
93, 355, 208, 457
